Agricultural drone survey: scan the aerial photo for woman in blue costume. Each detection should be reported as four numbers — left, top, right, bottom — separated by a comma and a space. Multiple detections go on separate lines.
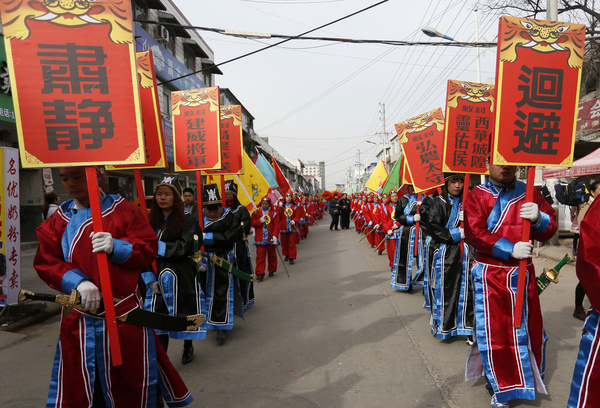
391, 184, 425, 291
423, 174, 474, 342
145, 174, 206, 365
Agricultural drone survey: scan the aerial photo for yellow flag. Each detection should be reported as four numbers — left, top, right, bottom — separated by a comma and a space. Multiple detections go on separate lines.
206, 150, 270, 215
364, 160, 389, 192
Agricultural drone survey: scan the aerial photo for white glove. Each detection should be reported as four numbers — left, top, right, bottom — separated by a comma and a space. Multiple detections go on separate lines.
375, 224, 380, 229
392, 224, 399, 230
90, 232, 113, 254
511, 241, 533, 259
416, 201, 422, 206
278, 201, 283, 207
458, 211, 464, 222
260, 216, 267, 224
198, 263, 207, 272
77, 280, 100, 312
271, 236, 278, 245
300, 218, 304, 222
148, 281, 161, 294
387, 229, 393, 236
520, 202, 540, 223
290, 220, 295, 226
368, 221, 373, 226
413, 214, 421, 222
459, 228, 465, 240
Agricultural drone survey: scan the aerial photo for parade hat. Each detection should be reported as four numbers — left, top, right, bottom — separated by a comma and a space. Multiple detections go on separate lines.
156, 174, 182, 198
224, 180, 238, 195
202, 183, 222, 205
444, 172, 465, 182
261, 196, 271, 204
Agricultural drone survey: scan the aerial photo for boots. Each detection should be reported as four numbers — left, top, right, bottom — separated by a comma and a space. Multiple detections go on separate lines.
573, 306, 587, 321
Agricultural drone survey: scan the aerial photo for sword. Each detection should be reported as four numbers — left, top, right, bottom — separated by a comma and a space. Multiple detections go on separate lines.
18, 289, 205, 332
200, 251, 257, 282
240, 221, 256, 277
537, 253, 575, 294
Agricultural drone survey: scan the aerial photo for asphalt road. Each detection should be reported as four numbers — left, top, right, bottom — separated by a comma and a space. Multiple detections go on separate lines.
0, 219, 586, 407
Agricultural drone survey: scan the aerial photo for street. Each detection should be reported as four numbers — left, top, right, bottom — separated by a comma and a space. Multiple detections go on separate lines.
0, 219, 585, 408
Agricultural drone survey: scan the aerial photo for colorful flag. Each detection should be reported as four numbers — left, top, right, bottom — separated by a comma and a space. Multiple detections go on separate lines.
364, 160, 388, 192
272, 157, 292, 193
380, 154, 403, 194
207, 150, 270, 215
255, 153, 278, 188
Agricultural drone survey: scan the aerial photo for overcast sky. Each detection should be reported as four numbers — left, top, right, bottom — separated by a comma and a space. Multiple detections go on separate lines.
172, 0, 503, 189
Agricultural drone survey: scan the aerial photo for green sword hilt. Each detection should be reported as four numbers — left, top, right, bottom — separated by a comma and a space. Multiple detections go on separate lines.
537, 253, 576, 294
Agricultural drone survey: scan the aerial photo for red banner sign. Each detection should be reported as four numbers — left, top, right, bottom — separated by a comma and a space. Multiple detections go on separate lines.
172, 87, 221, 171
493, 16, 586, 167
109, 51, 166, 170
443, 80, 494, 174
205, 105, 243, 175
0, 2, 144, 168
396, 108, 445, 192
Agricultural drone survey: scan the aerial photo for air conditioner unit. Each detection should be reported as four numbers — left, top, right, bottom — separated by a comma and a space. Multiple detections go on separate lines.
157, 26, 170, 43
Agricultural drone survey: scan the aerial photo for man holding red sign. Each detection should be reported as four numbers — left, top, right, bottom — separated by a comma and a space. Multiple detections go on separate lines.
34, 167, 192, 407
464, 161, 556, 407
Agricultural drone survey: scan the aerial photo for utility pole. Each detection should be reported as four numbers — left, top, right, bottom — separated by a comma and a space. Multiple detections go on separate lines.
377, 103, 390, 169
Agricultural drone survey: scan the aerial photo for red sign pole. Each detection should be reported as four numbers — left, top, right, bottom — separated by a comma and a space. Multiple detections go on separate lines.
414, 192, 422, 257
85, 166, 122, 366
514, 166, 535, 328
220, 175, 227, 207
460, 174, 470, 261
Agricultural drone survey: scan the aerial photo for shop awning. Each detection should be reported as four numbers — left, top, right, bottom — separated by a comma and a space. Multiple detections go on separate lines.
542, 146, 600, 178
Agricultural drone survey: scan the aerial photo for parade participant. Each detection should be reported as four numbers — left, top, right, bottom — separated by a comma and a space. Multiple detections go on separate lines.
373, 194, 387, 255
200, 184, 242, 345
182, 187, 197, 216
279, 192, 300, 264
328, 193, 340, 231
145, 174, 205, 365
298, 196, 309, 240
251, 196, 280, 281
34, 166, 192, 408
423, 173, 474, 342
382, 191, 400, 271
391, 184, 424, 291
464, 162, 556, 408
568, 195, 600, 407
339, 193, 352, 229
365, 194, 378, 247
224, 180, 254, 311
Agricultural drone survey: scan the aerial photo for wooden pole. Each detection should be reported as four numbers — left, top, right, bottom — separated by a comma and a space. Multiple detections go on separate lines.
85, 166, 122, 366
514, 166, 536, 328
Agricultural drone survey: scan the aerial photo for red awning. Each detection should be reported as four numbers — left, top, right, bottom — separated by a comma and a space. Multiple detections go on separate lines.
542, 147, 600, 178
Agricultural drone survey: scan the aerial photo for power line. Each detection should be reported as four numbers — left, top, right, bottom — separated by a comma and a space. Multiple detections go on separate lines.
152, 0, 390, 86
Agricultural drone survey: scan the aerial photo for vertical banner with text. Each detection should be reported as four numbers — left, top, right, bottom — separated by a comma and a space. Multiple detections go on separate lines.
443, 80, 495, 174
204, 105, 244, 175
108, 50, 167, 171
172, 87, 222, 171
395, 108, 445, 192
493, 16, 586, 166
0, 148, 20, 305
0, 1, 145, 167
